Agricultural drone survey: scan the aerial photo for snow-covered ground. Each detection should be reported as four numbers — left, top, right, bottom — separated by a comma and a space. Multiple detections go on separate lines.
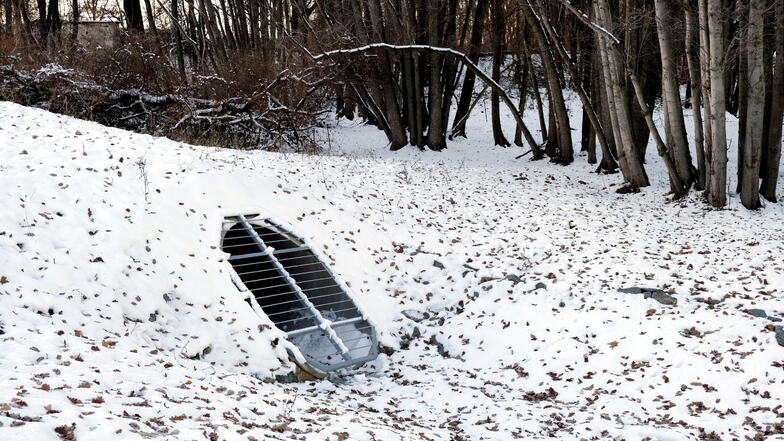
1, 99, 783, 441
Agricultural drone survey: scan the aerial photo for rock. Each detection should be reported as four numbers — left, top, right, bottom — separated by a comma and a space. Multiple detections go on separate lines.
505, 274, 523, 284
402, 309, 430, 323
379, 345, 396, 356
534, 282, 547, 290
411, 326, 421, 339
620, 287, 677, 306
743, 308, 782, 322
649, 291, 677, 306
428, 335, 449, 358
275, 372, 299, 383
432, 260, 445, 270
775, 326, 784, 347
745, 308, 768, 319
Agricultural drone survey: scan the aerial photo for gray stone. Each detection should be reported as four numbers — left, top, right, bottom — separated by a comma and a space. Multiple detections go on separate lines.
534, 282, 547, 290
620, 287, 677, 306
432, 260, 445, 270
775, 326, 784, 347
648, 291, 677, 306
505, 274, 523, 284
745, 308, 768, 319
402, 309, 430, 323
274, 372, 299, 383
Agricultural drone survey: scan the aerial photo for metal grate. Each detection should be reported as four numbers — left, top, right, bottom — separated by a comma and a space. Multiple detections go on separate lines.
221, 214, 378, 375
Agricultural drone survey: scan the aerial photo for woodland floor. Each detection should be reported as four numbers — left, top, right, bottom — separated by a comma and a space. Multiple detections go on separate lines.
0, 99, 783, 441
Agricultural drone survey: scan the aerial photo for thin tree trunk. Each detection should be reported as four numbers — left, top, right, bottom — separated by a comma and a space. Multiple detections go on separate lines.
538, 7, 613, 170
698, 0, 714, 192
172, 0, 186, 81
451, 0, 487, 138
707, 0, 728, 207
685, 0, 706, 189
654, 0, 694, 191
426, 1, 447, 150
740, 0, 765, 208
525, 42, 547, 153
760, 0, 784, 201
736, 0, 748, 194
597, 0, 649, 188
522, 0, 572, 164
490, 0, 509, 146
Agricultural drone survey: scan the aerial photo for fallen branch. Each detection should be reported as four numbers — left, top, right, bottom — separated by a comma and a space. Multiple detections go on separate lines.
296, 41, 541, 153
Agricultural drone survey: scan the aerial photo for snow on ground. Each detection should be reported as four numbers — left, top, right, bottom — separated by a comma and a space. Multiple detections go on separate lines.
1, 99, 783, 441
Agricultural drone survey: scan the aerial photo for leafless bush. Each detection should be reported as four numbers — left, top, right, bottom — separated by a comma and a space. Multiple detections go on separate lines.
0, 33, 333, 152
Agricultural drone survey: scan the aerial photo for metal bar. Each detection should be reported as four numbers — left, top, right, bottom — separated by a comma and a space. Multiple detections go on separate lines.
260, 288, 349, 308
234, 261, 326, 277
228, 253, 316, 268
321, 306, 361, 317
243, 275, 334, 289
238, 269, 327, 283
227, 246, 311, 261
228, 251, 269, 261
265, 298, 356, 318
224, 222, 301, 239
222, 238, 304, 249
251, 284, 344, 303
286, 316, 366, 338
274, 314, 319, 327
273, 254, 319, 263
235, 215, 351, 362
271, 246, 309, 256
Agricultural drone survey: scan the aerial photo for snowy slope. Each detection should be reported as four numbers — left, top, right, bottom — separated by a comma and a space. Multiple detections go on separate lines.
1, 100, 783, 440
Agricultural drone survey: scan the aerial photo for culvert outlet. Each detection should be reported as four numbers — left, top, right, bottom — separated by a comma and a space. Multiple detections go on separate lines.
221, 214, 378, 378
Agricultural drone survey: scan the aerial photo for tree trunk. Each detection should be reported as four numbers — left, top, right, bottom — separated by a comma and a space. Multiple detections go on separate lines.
698, 0, 714, 192
739, 0, 765, 209
599, 0, 649, 188
654, 0, 694, 192
426, 1, 447, 150
490, 0, 509, 147
172, 0, 186, 81
144, 0, 158, 35
685, 0, 707, 190
707, 0, 728, 207
451, 0, 487, 138
124, 0, 144, 30
760, 0, 783, 201
522, 0, 572, 164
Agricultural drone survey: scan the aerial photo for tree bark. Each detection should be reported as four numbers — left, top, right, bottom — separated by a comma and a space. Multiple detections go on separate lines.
739, 0, 765, 209
654, 0, 694, 192
490, 0, 509, 146
451, 0, 487, 138
685, 0, 707, 190
760, 0, 783, 201
707, 0, 728, 207
522, 0, 573, 164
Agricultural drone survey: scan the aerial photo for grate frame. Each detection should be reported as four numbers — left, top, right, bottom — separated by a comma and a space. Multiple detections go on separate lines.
221, 214, 378, 374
